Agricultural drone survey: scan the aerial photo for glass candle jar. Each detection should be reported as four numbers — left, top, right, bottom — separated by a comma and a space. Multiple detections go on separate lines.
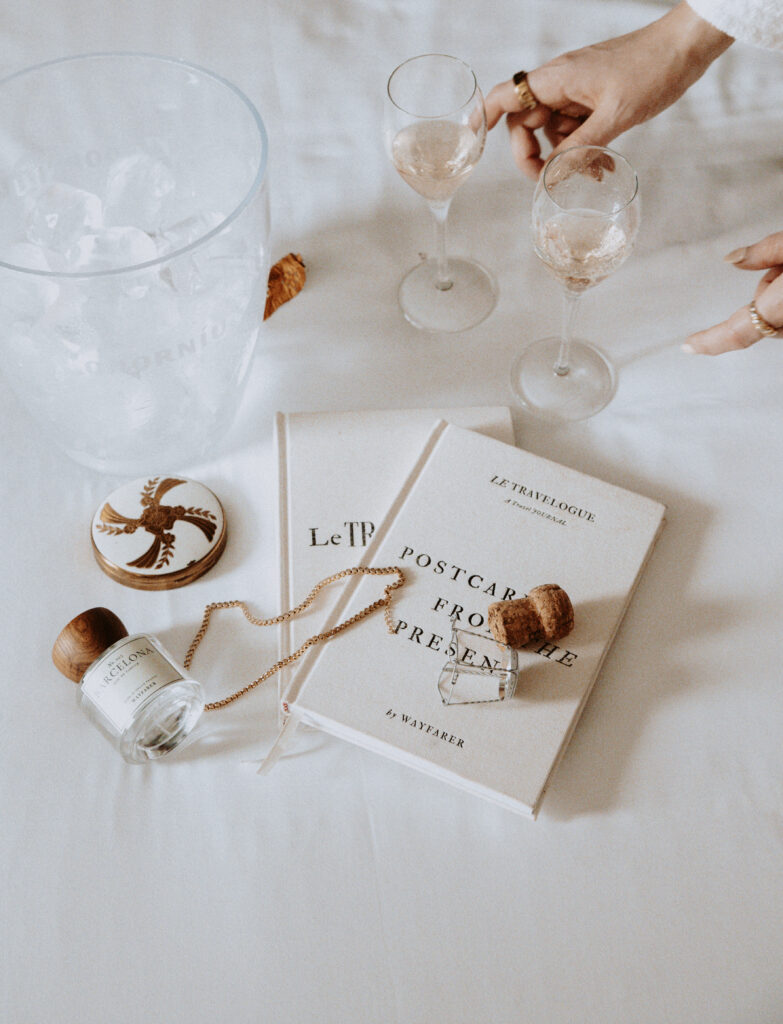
53, 607, 204, 763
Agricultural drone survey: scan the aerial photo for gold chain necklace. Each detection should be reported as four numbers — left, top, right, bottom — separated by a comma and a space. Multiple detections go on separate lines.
183, 565, 405, 711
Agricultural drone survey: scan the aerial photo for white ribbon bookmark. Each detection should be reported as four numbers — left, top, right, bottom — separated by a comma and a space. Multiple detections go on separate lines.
256, 710, 301, 774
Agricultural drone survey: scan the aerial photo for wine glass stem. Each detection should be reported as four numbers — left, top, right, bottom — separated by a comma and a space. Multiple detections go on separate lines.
555, 287, 582, 376
428, 199, 453, 291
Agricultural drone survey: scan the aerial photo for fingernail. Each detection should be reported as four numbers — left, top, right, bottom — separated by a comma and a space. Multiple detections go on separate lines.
681, 342, 696, 354
724, 247, 747, 264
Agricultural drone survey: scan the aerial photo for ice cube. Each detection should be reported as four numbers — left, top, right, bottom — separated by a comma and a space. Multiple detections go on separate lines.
66, 226, 158, 272
104, 154, 176, 231
25, 183, 103, 254
158, 212, 226, 252
156, 212, 227, 294
0, 241, 54, 274
0, 243, 60, 321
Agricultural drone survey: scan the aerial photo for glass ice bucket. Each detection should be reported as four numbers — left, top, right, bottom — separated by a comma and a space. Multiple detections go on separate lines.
0, 54, 270, 472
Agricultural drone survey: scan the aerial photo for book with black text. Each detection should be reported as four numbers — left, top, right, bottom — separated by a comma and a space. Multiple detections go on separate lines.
275, 407, 515, 704
269, 420, 665, 817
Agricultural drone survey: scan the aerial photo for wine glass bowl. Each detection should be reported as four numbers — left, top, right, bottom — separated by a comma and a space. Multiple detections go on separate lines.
511, 145, 640, 421
384, 54, 497, 332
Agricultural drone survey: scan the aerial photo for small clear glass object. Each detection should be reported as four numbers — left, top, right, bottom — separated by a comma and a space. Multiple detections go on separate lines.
510, 144, 640, 422
77, 634, 204, 763
437, 621, 518, 705
384, 53, 497, 332
53, 609, 204, 763
0, 53, 270, 472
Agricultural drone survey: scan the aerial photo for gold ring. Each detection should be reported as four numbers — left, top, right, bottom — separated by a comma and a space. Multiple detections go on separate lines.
748, 300, 781, 337
512, 70, 539, 112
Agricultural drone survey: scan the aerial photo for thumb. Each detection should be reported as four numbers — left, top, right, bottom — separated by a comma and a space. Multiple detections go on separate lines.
547, 111, 619, 161
725, 231, 783, 271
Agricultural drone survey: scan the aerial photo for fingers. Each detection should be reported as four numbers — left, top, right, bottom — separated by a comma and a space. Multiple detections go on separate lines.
724, 231, 783, 270
684, 279, 783, 355
485, 73, 570, 131
546, 110, 619, 162
759, 267, 783, 288
485, 77, 561, 178
547, 111, 586, 136
506, 109, 552, 179
684, 308, 766, 355
685, 244, 783, 355
543, 111, 587, 151
504, 106, 619, 179
486, 70, 621, 179
485, 80, 528, 131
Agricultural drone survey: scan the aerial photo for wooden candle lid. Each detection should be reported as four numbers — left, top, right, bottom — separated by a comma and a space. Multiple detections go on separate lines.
90, 475, 227, 590
53, 607, 129, 682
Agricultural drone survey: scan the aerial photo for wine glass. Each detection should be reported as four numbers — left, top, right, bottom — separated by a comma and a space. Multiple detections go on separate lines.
384, 54, 497, 333
510, 145, 640, 421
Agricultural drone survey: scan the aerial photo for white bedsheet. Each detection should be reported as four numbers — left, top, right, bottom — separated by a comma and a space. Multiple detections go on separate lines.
2, 2, 783, 1021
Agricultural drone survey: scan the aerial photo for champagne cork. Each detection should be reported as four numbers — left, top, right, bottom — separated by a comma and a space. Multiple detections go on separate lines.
488, 584, 574, 649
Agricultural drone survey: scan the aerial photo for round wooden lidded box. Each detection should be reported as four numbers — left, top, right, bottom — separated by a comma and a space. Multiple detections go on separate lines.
90, 476, 227, 590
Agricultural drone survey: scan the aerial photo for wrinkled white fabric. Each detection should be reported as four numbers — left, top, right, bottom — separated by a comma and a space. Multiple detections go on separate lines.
2, 2, 783, 1023
688, 0, 783, 49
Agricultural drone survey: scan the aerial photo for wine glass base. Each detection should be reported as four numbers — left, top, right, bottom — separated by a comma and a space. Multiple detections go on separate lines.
510, 337, 617, 422
398, 257, 497, 333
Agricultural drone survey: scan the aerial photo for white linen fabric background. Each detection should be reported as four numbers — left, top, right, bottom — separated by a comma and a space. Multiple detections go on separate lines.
2, 2, 783, 1022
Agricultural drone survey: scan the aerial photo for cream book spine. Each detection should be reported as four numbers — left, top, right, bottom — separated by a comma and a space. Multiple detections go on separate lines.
271, 421, 665, 818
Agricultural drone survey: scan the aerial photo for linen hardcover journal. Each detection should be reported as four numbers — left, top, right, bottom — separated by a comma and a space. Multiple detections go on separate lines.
271, 421, 665, 817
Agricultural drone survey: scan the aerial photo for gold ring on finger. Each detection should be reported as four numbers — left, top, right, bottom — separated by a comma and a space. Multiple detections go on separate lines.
748, 300, 781, 337
512, 71, 539, 112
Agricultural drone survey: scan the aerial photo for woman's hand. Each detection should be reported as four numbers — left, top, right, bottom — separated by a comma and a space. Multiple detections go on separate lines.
484, 2, 733, 178
684, 234, 783, 354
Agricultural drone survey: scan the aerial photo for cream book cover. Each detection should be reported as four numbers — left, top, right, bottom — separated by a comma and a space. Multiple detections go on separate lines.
275, 407, 515, 702
277, 421, 666, 817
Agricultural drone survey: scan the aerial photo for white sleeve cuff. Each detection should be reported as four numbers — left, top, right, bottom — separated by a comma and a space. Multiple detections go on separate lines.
687, 0, 783, 50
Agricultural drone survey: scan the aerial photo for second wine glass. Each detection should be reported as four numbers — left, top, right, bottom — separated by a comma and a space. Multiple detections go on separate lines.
384, 53, 497, 333
511, 145, 640, 421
